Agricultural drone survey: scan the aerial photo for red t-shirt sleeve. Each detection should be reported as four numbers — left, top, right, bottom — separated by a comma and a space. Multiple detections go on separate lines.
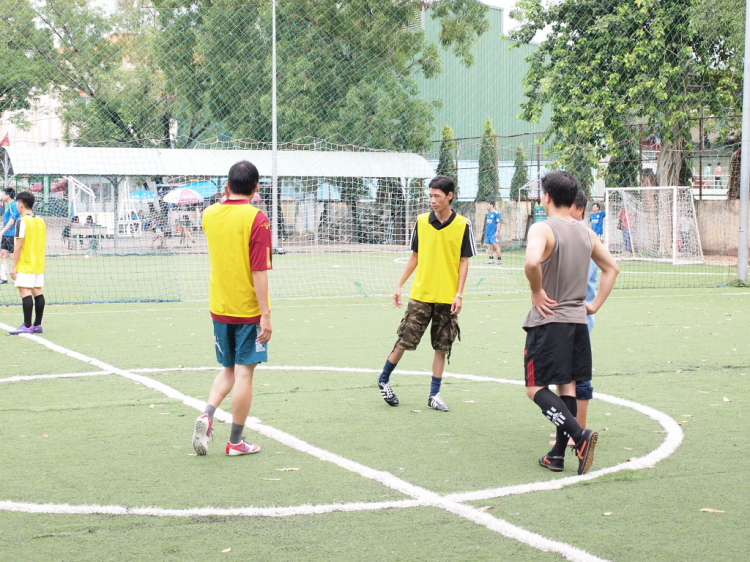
249, 211, 273, 271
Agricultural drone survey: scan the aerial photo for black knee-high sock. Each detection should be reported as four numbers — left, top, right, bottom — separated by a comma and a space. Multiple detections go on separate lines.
33, 294, 45, 326
550, 395, 578, 457
21, 296, 33, 327
533, 388, 583, 447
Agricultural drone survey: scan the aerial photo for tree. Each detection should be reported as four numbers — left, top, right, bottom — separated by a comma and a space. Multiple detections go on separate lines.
510, 144, 529, 201
510, 0, 738, 187
436, 124, 457, 191
197, 0, 489, 153
3, 0, 491, 151
0, 1, 50, 118
476, 117, 499, 202
605, 138, 639, 188
690, 0, 744, 61
3, 0, 210, 148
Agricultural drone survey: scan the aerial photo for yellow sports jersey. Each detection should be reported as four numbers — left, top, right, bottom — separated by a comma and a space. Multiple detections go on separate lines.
409, 212, 468, 304
202, 200, 272, 323
16, 215, 46, 274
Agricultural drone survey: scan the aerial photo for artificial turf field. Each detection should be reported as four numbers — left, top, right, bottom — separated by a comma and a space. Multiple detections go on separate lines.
0, 288, 747, 561
0, 248, 737, 305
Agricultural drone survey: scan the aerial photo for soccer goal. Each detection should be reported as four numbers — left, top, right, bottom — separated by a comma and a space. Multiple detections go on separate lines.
605, 186, 704, 265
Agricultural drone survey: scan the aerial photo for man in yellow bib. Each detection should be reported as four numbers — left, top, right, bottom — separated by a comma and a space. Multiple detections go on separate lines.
9, 191, 46, 335
191, 161, 273, 457
377, 176, 476, 411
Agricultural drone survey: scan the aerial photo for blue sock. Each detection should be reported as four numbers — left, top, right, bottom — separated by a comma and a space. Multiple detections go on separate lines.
430, 376, 442, 397
378, 360, 397, 384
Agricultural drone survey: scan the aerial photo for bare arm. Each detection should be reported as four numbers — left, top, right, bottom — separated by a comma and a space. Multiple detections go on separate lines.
10, 237, 22, 280
586, 230, 619, 315
524, 222, 557, 318
0, 217, 14, 236
393, 252, 418, 308
251, 270, 272, 344
451, 256, 469, 315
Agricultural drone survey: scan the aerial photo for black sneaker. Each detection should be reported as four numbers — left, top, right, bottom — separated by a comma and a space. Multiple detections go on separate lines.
428, 393, 450, 412
576, 429, 599, 475
538, 454, 564, 472
378, 381, 399, 406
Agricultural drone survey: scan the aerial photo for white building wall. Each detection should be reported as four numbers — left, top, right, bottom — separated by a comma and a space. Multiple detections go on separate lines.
0, 92, 66, 147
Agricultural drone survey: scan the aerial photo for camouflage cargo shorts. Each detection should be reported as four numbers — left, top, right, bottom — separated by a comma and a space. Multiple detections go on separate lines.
394, 298, 460, 356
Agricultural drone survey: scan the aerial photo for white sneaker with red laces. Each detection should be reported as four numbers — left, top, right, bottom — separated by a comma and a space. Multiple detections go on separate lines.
226, 439, 261, 456
192, 413, 213, 456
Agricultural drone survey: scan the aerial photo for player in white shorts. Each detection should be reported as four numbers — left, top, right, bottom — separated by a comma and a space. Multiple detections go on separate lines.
9, 191, 47, 335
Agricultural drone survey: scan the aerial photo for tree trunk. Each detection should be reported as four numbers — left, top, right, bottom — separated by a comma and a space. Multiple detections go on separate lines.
656, 130, 683, 187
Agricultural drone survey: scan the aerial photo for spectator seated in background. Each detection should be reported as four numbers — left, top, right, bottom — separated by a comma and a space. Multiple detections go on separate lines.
174, 214, 195, 245
138, 210, 150, 230
150, 217, 165, 250
62, 216, 81, 246
85, 215, 95, 227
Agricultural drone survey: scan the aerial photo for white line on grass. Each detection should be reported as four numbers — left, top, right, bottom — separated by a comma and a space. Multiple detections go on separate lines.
1, 342, 682, 562
0, 334, 614, 561
0, 498, 423, 518
0, 371, 110, 384
1, 364, 683, 503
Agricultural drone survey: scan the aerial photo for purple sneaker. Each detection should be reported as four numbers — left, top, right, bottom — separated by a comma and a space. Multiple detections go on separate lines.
33, 325, 43, 334
9, 324, 34, 335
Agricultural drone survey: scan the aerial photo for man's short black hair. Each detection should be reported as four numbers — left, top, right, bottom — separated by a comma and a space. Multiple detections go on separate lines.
573, 189, 588, 210
228, 160, 260, 196
541, 171, 578, 208
16, 190, 35, 210
4, 187, 15, 199
428, 175, 455, 197
487, 200, 495, 207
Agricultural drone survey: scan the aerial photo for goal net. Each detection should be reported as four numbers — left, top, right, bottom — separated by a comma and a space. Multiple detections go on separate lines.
605, 186, 704, 265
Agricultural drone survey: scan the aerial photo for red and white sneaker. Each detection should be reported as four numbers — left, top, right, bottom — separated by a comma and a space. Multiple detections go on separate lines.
226, 439, 260, 456
192, 413, 213, 456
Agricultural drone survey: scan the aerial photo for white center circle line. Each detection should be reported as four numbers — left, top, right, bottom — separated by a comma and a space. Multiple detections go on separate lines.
0, 330, 683, 561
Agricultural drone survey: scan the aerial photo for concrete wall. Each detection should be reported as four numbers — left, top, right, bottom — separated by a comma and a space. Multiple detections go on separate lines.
472, 199, 746, 256
694, 199, 745, 256
473, 200, 534, 250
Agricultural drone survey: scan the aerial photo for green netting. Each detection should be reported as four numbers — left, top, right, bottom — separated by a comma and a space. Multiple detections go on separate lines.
0, 0, 745, 304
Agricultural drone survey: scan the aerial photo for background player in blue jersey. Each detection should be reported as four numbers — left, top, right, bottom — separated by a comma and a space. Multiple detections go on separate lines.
484, 201, 502, 264
0, 188, 21, 284
589, 203, 605, 242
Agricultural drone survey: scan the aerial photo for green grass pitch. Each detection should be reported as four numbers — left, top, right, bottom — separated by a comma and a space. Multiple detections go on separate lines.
0, 288, 747, 561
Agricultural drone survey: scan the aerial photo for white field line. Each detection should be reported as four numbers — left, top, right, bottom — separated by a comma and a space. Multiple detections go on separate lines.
0, 499, 422, 518
393, 256, 736, 276
0, 333, 614, 561
1, 363, 682, 501
0, 371, 110, 383
0, 354, 683, 562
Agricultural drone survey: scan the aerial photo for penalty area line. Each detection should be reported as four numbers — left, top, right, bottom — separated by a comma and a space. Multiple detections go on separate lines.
0, 329, 611, 562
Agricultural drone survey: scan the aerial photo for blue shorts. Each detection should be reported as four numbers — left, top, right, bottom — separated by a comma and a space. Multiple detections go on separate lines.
484, 235, 498, 245
576, 380, 593, 401
213, 321, 269, 368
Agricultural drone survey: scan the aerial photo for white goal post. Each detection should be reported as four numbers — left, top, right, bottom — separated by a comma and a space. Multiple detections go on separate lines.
604, 186, 704, 265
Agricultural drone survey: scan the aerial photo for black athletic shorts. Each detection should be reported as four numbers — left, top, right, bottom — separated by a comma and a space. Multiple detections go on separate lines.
524, 323, 592, 387
1, 235, 14, 253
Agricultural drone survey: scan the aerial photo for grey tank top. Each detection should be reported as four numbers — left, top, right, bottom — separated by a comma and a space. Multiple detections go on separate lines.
523, 217, 592, 328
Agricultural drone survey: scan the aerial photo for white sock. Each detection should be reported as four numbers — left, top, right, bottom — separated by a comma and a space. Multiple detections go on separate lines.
1, 263, 7, 280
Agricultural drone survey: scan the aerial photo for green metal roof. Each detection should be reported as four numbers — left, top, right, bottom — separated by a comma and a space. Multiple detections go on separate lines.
417, 8, 551, 151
